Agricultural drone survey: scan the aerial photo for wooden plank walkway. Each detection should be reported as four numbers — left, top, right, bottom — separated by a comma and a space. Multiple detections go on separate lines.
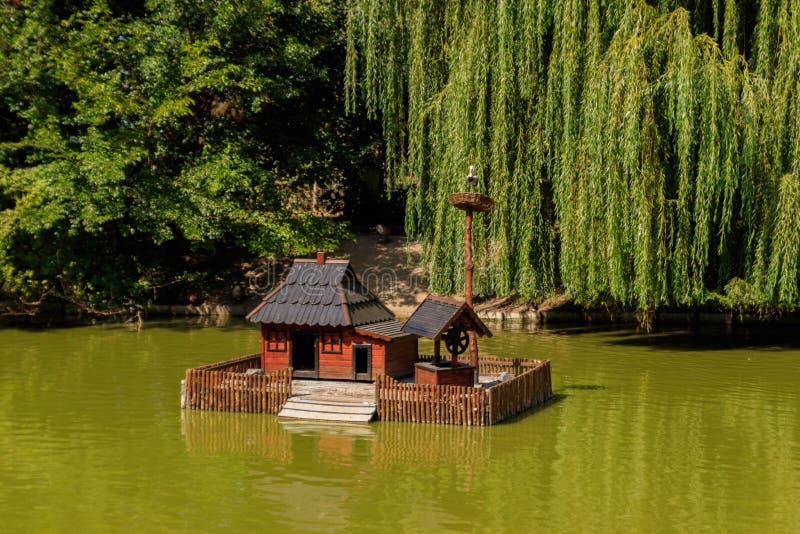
291, 379, 375, 403
279, 379, 376, 422
279, 397, 377, 423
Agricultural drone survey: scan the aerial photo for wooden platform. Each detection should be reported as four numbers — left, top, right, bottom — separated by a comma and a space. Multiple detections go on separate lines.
279, 397, 377, 423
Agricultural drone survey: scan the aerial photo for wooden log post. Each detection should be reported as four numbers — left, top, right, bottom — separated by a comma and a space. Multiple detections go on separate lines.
185, 369, 192, 409
223, 372, 229, 411
247, 374, 252, 412
202, 371, 208, 411
269, 372, 275, 413
464, 206, 479, 383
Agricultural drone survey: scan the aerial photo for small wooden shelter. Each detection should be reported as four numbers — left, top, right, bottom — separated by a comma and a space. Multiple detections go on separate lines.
247, 252, 418, 380
402, 295, 492, 386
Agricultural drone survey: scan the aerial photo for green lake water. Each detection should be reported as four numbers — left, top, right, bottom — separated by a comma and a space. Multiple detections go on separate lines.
1, 319, 798, 532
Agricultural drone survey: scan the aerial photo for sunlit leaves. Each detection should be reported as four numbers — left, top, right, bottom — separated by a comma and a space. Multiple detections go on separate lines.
0, 0, 362, 310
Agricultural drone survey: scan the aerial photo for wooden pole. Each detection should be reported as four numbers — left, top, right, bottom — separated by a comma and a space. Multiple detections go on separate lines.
465, 207, 473, 307
434, 337, 441, 363
464, 207, 479, 382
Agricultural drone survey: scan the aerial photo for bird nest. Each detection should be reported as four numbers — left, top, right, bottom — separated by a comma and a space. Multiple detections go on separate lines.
448, 192, 495, 212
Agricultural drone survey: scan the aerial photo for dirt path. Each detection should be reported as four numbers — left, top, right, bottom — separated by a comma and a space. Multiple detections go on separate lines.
332, 233, 549, 318
331, 234, 428, 319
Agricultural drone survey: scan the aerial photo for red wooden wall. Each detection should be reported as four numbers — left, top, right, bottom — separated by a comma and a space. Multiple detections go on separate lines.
383, 336, 418, 377
259, 324, 417, 380
414, 364, 475, 386
262, 323, 290, 371
320, 330, 370, 380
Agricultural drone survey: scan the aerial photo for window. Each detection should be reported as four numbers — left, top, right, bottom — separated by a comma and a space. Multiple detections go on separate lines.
321, 332, 342, 353
267, 330, 287, 352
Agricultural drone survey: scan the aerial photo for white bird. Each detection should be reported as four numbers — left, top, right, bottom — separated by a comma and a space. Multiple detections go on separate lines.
467, 165, 478, 185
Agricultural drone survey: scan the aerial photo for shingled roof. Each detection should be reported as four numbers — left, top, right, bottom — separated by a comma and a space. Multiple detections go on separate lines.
355, 319, 413, 341
402, 295, 492, 339
246, 256, 396, 328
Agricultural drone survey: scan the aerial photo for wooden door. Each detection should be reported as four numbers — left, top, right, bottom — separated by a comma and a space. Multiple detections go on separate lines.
291, 331, 318, 378
353, 344, 372, 381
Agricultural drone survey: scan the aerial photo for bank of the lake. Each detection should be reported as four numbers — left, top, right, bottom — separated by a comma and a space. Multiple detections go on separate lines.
1, 319, 798, 531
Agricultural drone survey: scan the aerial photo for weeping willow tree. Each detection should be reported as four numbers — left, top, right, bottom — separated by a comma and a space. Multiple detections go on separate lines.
346, 0, 800, 313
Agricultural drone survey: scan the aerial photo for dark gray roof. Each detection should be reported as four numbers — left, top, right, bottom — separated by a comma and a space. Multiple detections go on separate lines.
354, 320, 413, 340
402, 295, 492, 339
247, 259, 394, 328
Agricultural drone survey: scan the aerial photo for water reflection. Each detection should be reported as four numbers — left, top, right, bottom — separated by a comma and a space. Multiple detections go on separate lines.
3, 320, 800, 531
181, 411, 293, 462
180, 411, 498, 531
181, 411, 493, 473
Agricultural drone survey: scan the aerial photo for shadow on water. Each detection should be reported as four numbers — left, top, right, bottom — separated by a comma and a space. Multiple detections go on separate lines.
536, 324, 671, 341
0, 314, 251, 332
542, 324, 642, 336
145, 316, 251, 331
537, 321, 800, 350
0, 315, 133, 331
535, 321, 800, 352
601, 326, 800, 352
490, 393, 569, 425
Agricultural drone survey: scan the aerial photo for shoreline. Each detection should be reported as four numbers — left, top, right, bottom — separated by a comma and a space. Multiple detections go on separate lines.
4, 235, 799, 328
5, 297, 800, 329
141, 303, 800, 327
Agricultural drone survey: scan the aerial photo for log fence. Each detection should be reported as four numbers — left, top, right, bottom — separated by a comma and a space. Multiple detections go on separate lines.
487, 360, 552, 424
376, 358, 552, 425
194, 353, 262, 373
375, 375, 488, 425
182, 355, 292, 413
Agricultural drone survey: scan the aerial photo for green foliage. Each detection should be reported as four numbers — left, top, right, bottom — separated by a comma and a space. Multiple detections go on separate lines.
346, 0, 800, 312
0, 0, 366, 310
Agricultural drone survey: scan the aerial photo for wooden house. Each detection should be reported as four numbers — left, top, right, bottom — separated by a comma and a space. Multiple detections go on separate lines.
247, 252, 418, 380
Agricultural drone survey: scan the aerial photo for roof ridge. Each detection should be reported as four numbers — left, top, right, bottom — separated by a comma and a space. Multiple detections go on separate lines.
246, 257, 396, 327
425, 294, 463, 306
294, 258, 351, 264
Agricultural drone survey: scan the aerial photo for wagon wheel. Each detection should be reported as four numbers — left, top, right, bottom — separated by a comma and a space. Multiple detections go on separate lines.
444, 326, 469, 356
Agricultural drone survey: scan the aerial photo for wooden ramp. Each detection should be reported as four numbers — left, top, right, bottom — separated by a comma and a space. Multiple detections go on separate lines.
278, 397, 377, 423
